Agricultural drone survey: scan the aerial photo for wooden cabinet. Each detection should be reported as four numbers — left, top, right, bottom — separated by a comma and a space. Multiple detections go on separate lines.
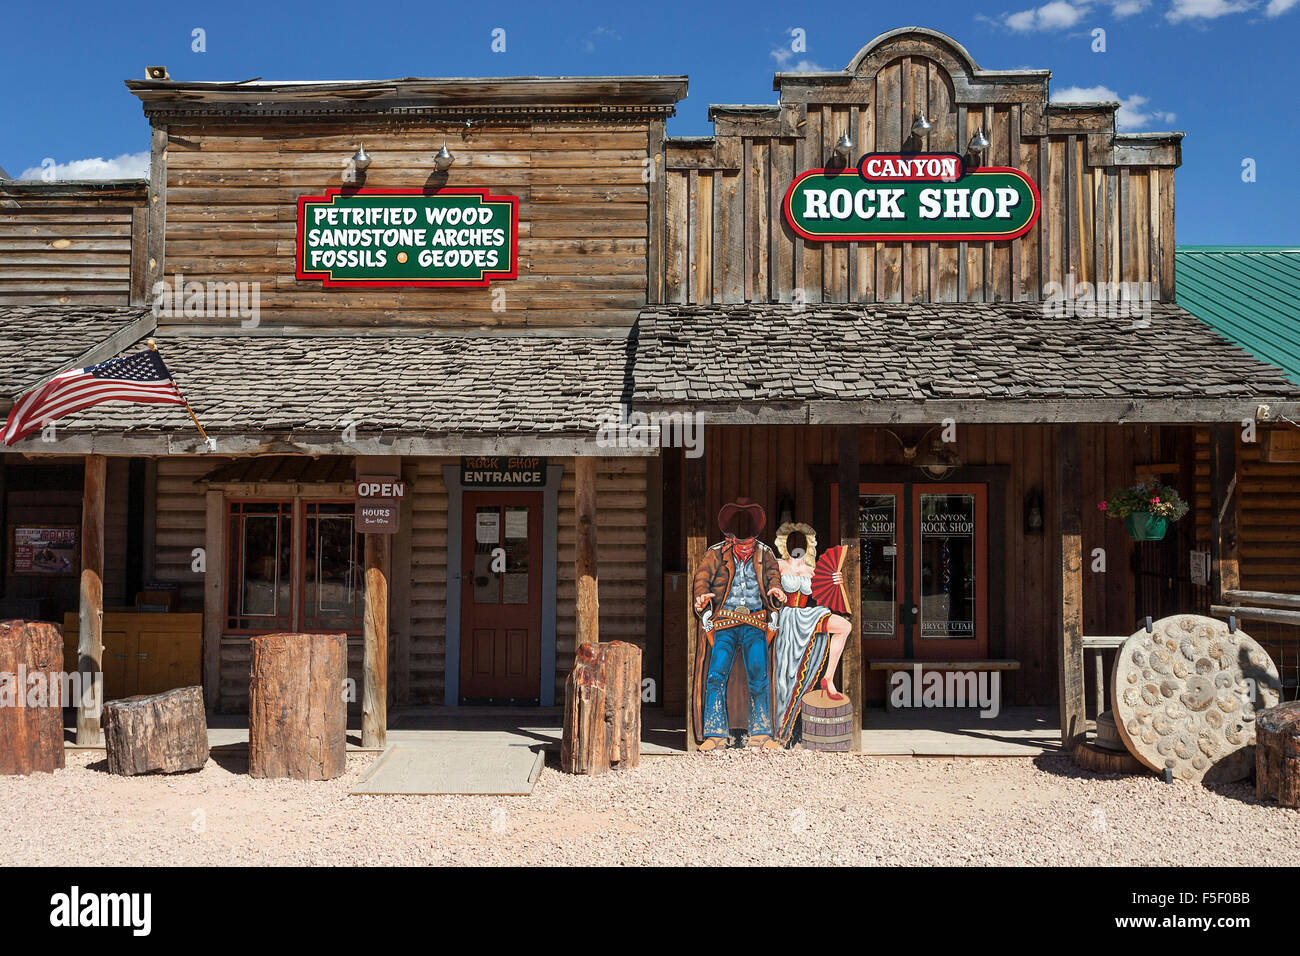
62, 611, 203, 701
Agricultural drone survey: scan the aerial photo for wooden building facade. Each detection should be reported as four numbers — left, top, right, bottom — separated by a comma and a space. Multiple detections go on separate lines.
2, 27, 1298, 751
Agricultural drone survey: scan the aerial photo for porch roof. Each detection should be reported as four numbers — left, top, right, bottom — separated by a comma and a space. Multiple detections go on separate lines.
24, 328, 634, 454
0, 306, 155, 408
627, 302, 1300, 422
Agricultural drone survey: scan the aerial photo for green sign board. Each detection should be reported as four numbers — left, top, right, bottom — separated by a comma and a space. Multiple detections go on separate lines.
783, 153, 1040, 242
297, 188, 518, 287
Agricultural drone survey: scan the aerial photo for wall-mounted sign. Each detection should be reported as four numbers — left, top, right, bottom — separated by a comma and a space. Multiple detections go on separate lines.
355, 475, 405, 534
783, 153, 1040, 242
10, 524, 78, 576
460, 456, 547, 487
297, 188, 518, 288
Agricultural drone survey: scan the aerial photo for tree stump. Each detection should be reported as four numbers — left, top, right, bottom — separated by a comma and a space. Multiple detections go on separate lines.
248, 632, 347, 781
561, 641, 641, 775
103, 686, 208, 775
0, 620, 64, 775
1256, 701, 1300, 808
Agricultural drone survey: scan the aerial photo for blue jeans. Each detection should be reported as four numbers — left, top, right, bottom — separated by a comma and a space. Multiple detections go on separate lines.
702, 623, 772, 738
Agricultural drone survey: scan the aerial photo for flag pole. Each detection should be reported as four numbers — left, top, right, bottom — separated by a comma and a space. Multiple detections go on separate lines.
146, 338, 211, 445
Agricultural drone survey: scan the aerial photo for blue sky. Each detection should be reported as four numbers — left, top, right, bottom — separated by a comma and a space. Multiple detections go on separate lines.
1, 0, 1296, 243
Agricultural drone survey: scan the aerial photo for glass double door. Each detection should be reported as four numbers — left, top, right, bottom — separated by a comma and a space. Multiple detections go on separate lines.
856, 483, 988, 672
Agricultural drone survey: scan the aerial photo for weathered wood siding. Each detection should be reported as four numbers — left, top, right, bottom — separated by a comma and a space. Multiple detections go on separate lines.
158, 122, 658, 330
0, 190, 147, 306
658, 34, 1176, 306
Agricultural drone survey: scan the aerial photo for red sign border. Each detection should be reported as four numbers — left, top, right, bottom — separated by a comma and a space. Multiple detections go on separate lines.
782, 166, 1042, 243
296, 187, 519, 289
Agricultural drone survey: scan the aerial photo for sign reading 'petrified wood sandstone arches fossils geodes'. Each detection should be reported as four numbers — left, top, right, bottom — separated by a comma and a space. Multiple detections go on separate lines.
1112, 615, 1281, 783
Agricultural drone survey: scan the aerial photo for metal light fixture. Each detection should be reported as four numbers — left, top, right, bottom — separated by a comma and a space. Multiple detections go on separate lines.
433, 141, 455, 171
911, 113, 934, 138
833, 130, 854, 161
351, 143, 371, 172
1024, 489, 1045, 535
967, 126, 991, 153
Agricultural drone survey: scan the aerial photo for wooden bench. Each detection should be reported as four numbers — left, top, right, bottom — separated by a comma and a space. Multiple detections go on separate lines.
868, 659, 1020, 711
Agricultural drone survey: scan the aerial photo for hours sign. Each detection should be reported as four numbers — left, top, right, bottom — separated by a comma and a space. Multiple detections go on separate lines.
296, 188, 518, 288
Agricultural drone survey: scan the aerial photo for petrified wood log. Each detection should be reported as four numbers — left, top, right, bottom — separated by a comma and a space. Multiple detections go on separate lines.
561, 641, 641, 775
0, 620, 64, 775
1112, 615, 1280, 784
103, 686, 208, 775
248, 632, 347, 781
1256, 701, 1300, 808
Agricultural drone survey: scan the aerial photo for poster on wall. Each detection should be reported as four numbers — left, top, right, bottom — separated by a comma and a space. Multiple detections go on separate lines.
10, 524, 78, 576
690, 498, 854, 751
297, 188, 518, 288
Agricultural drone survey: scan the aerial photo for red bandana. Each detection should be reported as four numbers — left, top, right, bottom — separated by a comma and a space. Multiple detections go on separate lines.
730, 537, 756, 563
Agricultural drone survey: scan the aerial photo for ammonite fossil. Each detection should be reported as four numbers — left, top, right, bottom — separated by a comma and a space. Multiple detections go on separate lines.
1111, 614, 1280, 783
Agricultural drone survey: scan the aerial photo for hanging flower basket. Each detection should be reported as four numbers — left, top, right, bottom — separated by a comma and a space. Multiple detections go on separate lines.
1099, 479, 1189, 541
1123, 512, 1169, 541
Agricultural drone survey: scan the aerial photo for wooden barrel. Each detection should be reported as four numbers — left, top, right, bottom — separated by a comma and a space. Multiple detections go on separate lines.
799, 689, 853, 752
1094, 710, 1125, 752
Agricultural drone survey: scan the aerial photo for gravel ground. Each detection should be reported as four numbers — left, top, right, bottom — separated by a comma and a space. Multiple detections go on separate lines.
2, 748, 1298, 866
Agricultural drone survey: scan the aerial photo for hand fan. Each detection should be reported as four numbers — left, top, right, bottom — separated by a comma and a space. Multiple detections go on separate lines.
810, 545, 851, 614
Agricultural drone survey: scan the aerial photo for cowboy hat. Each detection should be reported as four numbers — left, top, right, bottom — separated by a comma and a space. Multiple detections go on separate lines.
717, 497, 766, 538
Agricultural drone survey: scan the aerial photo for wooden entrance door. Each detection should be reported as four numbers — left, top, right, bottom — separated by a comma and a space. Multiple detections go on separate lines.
851, 482, 989, 697
460, 491, 543, 704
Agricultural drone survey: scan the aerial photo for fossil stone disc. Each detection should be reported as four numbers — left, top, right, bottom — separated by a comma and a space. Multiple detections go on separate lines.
1112, 614, 1280, 783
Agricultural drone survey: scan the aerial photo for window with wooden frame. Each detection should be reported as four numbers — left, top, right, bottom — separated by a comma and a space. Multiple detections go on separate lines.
224, 499, 365, 634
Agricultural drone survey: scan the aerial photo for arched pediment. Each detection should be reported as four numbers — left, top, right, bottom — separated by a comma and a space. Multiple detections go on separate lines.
844, 27, 981, 79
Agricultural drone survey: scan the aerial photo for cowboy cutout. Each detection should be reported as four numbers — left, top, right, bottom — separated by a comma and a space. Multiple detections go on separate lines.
692, 498, 786, 750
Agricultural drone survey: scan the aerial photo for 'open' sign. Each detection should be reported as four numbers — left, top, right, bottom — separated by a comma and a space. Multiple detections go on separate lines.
356, 478, 406, 499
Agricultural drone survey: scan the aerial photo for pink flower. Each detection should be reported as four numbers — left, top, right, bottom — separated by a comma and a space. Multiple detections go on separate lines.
1098, 501, 1107, 511
1152, 496, 1160, 503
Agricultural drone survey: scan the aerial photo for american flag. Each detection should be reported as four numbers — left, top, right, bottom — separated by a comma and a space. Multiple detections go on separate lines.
2, 348, 187, 446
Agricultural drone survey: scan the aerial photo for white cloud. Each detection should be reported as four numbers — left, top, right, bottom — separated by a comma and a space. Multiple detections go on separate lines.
770, 47, 828, 72
1166, 0, 1253, 21
1052, 84, 1176, 129
582, 26, 621, 54
1109, 0, 1151, 15
1001, 1, 1092, 31
1266, 0, 1298, 14
17, 151, 150, 181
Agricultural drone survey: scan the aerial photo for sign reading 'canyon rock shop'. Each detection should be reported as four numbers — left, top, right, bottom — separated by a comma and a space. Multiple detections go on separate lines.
297, 188, 518, 287
783, 153, 1040, 242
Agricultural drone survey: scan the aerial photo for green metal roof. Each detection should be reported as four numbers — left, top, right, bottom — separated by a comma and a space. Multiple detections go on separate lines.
1176, 246, 1300, 385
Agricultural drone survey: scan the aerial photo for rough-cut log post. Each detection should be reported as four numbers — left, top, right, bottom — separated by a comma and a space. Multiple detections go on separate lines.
1256, 701, 1300, 807
1210, 423, 1241, 605
248, 632, 347, 780
0, 620, 64, 775
363, 534, 389, 750
1057, 425, 1086, 749
561, 641, 642, 775
575, 456, 600, 647
837, 426, 863, 752
78, 454, 106, 745
684, 451, 706, 752
103, 686, 208, 775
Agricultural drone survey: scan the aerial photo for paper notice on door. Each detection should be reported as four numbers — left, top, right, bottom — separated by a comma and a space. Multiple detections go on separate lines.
475, 512, 500, 544
505, 509, 528, 539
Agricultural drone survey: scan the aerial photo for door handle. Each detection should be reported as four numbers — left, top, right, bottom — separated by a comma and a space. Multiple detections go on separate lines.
900, 604, 919, 623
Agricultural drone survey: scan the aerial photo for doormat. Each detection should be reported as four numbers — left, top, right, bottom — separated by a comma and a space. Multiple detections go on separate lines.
349, 743, 545, 796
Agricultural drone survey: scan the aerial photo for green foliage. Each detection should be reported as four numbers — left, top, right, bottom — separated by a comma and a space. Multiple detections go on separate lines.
1099, 480, 1189, 521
